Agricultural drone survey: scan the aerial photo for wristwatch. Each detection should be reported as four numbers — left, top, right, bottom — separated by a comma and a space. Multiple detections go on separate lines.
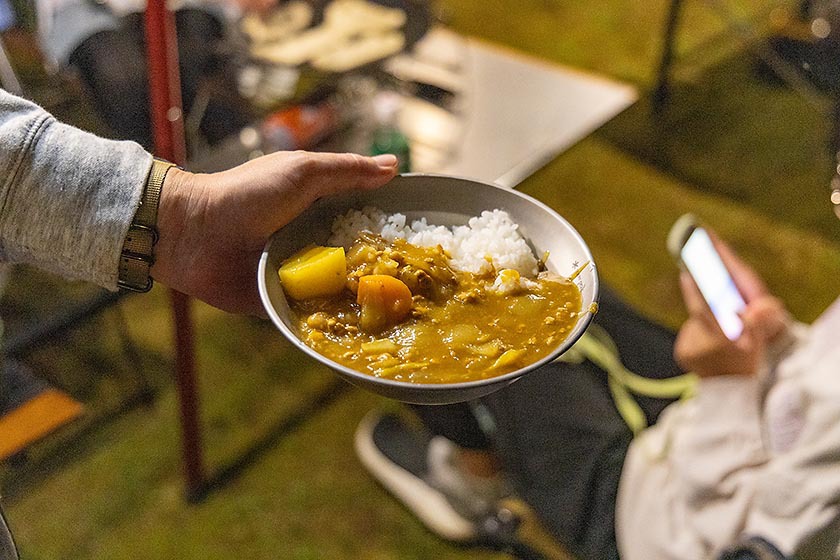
118, 158, 177, 292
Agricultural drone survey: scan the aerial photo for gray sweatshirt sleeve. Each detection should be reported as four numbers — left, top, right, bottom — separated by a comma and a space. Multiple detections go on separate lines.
0, 90, 153, 290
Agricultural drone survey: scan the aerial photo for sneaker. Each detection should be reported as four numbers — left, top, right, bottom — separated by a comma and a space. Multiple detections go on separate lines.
354, 411, 507, 543
426, 435, 508, 519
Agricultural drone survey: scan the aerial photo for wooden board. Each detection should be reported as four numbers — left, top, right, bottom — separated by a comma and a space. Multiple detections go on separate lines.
0, 389, 83, 460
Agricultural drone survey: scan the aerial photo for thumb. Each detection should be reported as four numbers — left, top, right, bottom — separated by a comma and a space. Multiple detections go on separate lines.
305, 152, 398, 196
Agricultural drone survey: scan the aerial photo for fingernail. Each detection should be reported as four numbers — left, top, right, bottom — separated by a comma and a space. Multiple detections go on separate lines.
372, 154, 398, 168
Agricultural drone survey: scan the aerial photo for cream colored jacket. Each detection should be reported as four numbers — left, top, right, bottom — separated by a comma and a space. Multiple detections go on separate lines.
617, 297, 840, 559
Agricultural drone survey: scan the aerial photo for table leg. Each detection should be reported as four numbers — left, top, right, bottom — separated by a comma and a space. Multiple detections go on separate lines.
653, 0, 684, 114
170, 290, 206, 502
145, 0, 206, 502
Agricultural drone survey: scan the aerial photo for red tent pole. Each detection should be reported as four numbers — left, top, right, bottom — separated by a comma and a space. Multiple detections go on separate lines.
144, 0, 206, 502
145, 0, 186, 164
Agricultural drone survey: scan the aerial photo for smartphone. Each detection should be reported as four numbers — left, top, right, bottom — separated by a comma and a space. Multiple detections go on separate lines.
667, 214, 746, 340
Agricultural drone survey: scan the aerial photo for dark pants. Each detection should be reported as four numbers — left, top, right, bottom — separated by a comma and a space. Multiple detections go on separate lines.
68, 9, 250, 151
411, 286, 684, 560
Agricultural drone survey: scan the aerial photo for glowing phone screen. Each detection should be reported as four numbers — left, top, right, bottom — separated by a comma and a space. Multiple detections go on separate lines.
681, 228, 746, 340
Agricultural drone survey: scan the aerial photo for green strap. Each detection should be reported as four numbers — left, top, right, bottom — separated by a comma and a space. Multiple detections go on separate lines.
558, 325, 697, 435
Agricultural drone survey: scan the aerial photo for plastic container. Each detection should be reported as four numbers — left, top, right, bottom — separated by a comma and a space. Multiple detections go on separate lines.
261, 101, 339, 152
369, 92, 412, 173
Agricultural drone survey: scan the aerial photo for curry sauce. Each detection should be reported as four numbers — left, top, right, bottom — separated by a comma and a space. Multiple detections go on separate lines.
285, 233, 582, 384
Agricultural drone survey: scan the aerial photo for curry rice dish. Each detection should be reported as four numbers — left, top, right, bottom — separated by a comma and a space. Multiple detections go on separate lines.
277, 208, 583, 384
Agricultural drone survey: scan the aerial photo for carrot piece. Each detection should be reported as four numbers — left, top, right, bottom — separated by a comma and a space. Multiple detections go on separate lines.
357, 275, 413, 333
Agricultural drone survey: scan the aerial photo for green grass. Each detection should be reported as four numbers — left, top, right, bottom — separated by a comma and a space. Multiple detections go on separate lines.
3, 0, 840, 558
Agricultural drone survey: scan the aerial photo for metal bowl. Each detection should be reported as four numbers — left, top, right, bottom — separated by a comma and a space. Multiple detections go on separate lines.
258, 174, 599, 404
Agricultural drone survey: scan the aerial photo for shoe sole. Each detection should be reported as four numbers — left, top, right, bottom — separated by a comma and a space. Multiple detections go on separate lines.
354, 412, 477, 543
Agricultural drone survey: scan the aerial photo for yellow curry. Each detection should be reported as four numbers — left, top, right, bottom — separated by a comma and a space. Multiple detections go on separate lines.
280, 232, 582, 384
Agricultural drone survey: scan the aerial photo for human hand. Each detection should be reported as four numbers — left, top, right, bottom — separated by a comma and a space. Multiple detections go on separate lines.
151, 151, 398, 315
673, 233, 789, 378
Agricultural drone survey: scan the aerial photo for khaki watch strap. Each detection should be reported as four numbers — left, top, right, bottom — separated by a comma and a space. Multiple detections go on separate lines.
118, 158, 176, 292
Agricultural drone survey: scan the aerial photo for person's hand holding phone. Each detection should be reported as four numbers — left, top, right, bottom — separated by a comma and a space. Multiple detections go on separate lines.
671, 223, 789, 378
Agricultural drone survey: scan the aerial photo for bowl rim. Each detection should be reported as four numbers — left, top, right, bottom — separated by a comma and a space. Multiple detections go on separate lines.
257, 172, 600, 393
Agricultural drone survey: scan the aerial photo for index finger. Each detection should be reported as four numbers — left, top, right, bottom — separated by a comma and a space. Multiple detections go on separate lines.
679, 269, 713, 318
707, 231, 768, 302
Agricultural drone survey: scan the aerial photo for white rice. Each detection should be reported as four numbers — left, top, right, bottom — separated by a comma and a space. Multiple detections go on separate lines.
328, 206, 539, 277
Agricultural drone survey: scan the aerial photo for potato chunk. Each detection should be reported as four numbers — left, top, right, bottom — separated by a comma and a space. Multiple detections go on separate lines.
279, 245, 346, 300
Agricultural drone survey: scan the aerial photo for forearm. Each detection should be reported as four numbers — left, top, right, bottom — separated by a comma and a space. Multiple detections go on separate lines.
617, 375, 768, 559
617, 324, 834, 560
742, 327, 840, 558
0, 90, 152, 288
